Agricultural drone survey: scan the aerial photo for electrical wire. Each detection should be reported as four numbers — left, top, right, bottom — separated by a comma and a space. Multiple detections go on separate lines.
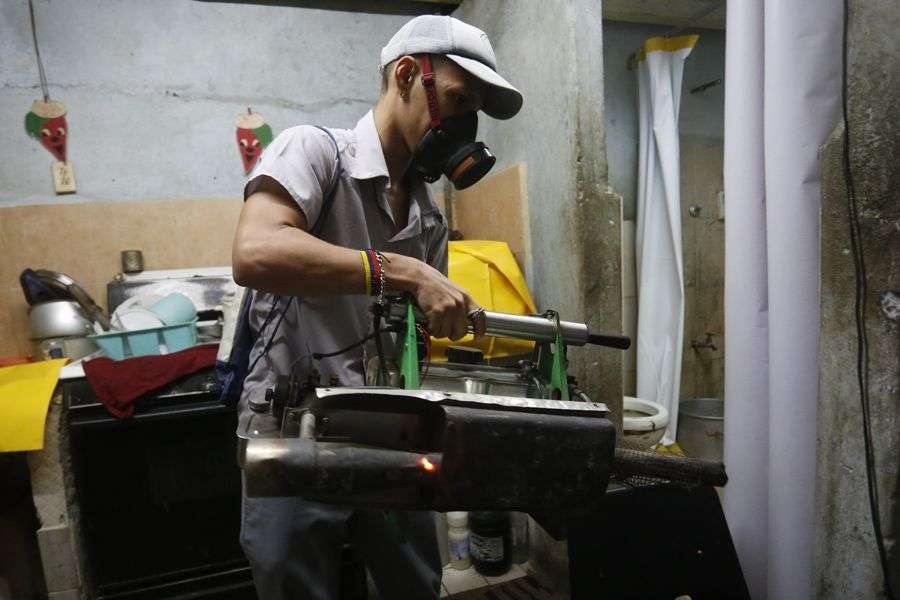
373, 308, 386, 386
841, 1, 894, 597
285, 321, 424, 385
247, 297, 293, 376
314, 331, 378, 360
27, 0, 50, 101
284, 318, 428, 385
416, 323, 432, 379
288, 330, 378, 377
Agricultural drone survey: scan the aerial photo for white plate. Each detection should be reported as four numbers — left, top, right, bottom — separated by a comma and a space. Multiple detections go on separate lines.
111, 293, 163, 330
115, 307, 165, 331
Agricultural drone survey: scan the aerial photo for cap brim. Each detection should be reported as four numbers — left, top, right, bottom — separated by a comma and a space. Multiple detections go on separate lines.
445, 54, 523, 120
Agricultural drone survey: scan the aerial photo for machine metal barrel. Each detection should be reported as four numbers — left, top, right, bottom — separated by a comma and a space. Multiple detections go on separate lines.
387, 297, 630, 349
475, 311, 590, 345
471, 311, 631, 349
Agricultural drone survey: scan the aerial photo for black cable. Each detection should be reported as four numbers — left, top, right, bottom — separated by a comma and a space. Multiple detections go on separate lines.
283, 300, 395, 378
27, 0, 49, 101
313, 331, 377, 360
247, 297, 293, 376
841, 1, 894, 598
373, 309, 386, 386
256, 295, 282, 333
287, 330, 379, 378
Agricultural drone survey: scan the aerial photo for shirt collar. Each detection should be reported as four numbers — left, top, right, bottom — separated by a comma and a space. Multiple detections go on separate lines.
348, 110, 444, 238
347, 110, 390, 181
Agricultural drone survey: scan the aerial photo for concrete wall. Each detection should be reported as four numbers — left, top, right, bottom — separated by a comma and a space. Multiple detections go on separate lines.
0, 0, 436, 205
815, 0, 900, 596
453, 0, 622, 591
603, 21, 726, 403
452, 0, 622, 412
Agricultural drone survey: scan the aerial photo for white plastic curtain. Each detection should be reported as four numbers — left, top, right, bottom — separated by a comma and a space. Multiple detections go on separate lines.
723, 1, 841, 598
635, 35, 698, 444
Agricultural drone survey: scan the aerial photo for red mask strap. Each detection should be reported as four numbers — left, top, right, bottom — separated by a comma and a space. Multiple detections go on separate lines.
419, 54, 441, 130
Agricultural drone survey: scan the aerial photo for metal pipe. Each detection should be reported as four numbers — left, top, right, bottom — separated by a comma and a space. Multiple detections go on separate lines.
385, 298, 630, 349
472, 312, 590, 345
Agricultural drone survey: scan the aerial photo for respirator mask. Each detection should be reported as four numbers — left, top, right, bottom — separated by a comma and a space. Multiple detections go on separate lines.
408, 54, 496, 190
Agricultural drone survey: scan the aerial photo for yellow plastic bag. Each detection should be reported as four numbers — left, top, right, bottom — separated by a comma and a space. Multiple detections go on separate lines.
432, 240, 537, 360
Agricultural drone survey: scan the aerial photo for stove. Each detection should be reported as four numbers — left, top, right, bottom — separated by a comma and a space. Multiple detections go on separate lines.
61, 268, 255, 599
66, 368, 226, 428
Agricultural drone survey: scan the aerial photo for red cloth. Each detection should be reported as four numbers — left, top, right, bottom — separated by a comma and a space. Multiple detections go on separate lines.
83, 343, 219, 418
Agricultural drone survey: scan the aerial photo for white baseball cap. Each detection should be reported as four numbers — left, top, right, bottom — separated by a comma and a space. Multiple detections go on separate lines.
380, 15, 523, 120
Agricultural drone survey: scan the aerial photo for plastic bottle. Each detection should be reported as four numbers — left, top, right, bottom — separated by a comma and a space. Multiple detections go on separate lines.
434, 512, 450, 567
446, 511, 471, 570
469, 511, 512, 576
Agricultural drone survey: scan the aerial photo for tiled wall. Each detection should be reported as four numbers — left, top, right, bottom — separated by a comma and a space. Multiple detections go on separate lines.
0, 198, 243, 357
621, 137, 725, 401
679, 139, 725, 400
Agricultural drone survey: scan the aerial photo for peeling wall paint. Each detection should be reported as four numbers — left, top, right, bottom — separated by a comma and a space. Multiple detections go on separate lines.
879, 291, 900, 321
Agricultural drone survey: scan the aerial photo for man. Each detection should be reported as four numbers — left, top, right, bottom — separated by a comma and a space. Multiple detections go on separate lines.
231, 15, 523, 600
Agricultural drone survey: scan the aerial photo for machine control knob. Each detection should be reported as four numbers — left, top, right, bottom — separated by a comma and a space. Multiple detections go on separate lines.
446, 345, 484, 365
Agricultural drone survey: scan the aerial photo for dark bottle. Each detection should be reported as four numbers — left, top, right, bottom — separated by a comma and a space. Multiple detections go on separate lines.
469, 511, 512, 576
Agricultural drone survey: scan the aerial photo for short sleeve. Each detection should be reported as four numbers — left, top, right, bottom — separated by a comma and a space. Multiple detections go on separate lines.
243, 126, 338, 230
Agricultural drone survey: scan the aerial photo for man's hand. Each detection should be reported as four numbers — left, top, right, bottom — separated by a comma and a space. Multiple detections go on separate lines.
384, 253, 479, 340
412, 263, 478, 340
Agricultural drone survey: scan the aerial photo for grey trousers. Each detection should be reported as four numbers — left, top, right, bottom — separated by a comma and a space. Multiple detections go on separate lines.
240, 482, 442, 600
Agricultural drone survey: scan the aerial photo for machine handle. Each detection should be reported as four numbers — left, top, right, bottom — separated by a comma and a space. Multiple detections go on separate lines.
587, 332, 631, 350
466, 310, 631, 350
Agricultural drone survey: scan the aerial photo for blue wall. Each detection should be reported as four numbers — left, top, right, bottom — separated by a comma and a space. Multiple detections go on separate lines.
0, 1, 429, 205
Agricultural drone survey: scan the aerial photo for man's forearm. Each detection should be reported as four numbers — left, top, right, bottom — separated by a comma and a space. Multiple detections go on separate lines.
234, 225, 357, 295
233, 224, 424, 297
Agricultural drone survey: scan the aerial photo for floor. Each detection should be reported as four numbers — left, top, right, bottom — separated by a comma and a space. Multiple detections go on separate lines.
440, 563, 529, 597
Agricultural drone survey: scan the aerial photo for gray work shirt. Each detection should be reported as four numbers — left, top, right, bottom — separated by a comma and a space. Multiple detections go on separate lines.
237, 110, 448, 436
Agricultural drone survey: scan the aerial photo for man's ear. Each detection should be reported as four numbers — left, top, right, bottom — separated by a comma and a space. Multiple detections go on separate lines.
394, 55, 419, 94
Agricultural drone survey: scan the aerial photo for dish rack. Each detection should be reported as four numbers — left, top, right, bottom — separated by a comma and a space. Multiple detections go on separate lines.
88, 320, 197, 360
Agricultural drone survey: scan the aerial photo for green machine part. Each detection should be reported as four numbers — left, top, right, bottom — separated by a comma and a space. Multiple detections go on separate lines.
399, 299, 420, 390
533, 311, 570, 401
399, 297, 570, 401
549, 326, 570, 401
389, 297, 420, 540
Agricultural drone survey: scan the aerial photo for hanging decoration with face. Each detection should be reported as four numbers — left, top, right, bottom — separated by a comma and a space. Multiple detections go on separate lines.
236, 109, 274, 174
25, 99, 68, 162
24, 1, 75, 193
25, 99, 76, 194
